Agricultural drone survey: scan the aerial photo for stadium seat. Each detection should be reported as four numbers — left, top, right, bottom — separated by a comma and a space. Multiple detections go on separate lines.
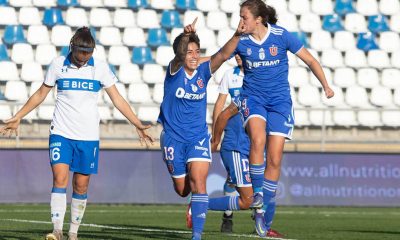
9, 0, 32, 7
147, 28, 169, 48
60, 46, 69, 56
34, 0, 56, 7
197, 28, 217, 49
309, 109, 334, 127
390, 14, 400, 32
230, 11, 241, 29
38, 105, 55, 120
311, 0, 333, 15
112, 106, 130, 121
334, 0, 356, 15
176, 0, 196, 11
90, 8, 112, 27
288, 52, 298, 66
220, 0, 240, 13
127, 0, 148, 9
196, 0, 218, 12
379, 0, 400, 16
51, 25, 72, 46
152, 83, 164, 104
294, 109, 311, 126
155, 46, 174, 66
357, 32, 379, 51
356, 0, 378, 16
118, 63, 142, 84
379, 31, 400, 52
184, 10, 206, 29
207, 11, 229, 30
11, 43, 33, 64
368, 15, 390, 33
299, 13, 322, 33
19, 7, 41, 25
310, 31, 333, 51
381, 68, 400, 88
344, 49, 367, 68
128, 83, 153, 103
344, 13, 368, 33
0, 61, 19, 81
290, 31, 309, 48
104, 83, 127, 105
35, 44, 57, 65
288, 67, 309, 87
57, 0, 78, 8
108, 46, 131, 66
357, 68, 379, 88
333, 31, 356, 51
217, 29, 235, 48
357, 110, 382, 127
113, 9, 135, 28
0, 44, 9, 61
42, 8, 64, 27
123, 27, 146, 47
170, 27, 184, 45
391, 51, 400, 68
370, 86, 393, 107
321, 49, 344, 68
21, 61, 44, 82
80, 0, 103, 7
5, 81, 28, 101
92, 45, 106, 61
382, 110, 400, 127
98, 105, 112, 122
333, 109, 358, 127
333, 67, 356, 87
137, 9, 160, 29
103, 0, 127, 8
3, 25, 26, 45
27, 25, 50, 45
213, 62, 231, 84
298, 85, 321, 107
0, 0, 7, 6
345, 86, 371, 108
367, 50, 390, 69
277, 13, 298, 31
66, 8, 89, 27
0, 6, 17, 25
132, 47, 154, 65
322, 86, 346, 107
207, 84, 219, 104
99, 27, 122, 46
394, 87, 400, 106
288, 0, 310, 15
310, 67, 333, 87
322, 14, 344, 32
161, 10, 182, 29
150, 0, 173, 10
137, 106, 159, 123
0, 104, 12, 120
142, 64, 165, 84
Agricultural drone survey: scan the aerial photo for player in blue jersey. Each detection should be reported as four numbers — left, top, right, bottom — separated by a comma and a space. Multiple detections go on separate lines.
234, 0, 335, 237
158, 18, 245, 240
0, 27, 153, 240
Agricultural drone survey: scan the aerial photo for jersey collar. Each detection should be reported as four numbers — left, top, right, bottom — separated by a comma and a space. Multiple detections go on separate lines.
248, 23, 271, 45
63, 53, 94, 67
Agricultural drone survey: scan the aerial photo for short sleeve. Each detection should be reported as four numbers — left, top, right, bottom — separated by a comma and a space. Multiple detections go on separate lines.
284, 29, 304, 54
43, 59, 58, 87
198, 60, 212, 84
218, 69, 231, 95
100, 62, 118, 88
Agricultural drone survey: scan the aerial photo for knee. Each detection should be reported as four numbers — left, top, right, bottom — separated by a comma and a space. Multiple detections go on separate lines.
190, 181, 207, 194
250, 136, 266, 150
73, 182, 88, 194
239, 196, 253, 210
53, 174, 68, 188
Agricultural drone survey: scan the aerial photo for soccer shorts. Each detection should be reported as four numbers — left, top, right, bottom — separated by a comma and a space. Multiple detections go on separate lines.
220, 150, 252, 187
160, 130, 212, 178
49, 134, 99, 174
239, 96, 295, 140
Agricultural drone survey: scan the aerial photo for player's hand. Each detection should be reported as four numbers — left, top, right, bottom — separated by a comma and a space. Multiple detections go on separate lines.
184, 17, 197, 34
324, 86, 334, 99
135, 125, 154, 147
0, 117, 21, 137
235, 19, 246, 36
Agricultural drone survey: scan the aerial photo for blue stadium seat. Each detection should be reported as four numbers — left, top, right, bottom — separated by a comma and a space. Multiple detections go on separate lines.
3, 25, 26, 45
57, 0, 78, 7
132, 47, 154, 65
322, 14, 344, 32
368, 15, 390, 33
357, 32, 379, 51
0, 0, 8, 6
147, 28, 169, 48
128, 0, 148, 9
291, 31, 309, 48
89, 27, 98, 43
43, 8, 65, 27
60, 46, 70, 56
109, 64, 117, 74
0, 44, 9, 61
176, 0, 196, 10
334, 0, 355, 15
161, 10, 182, 29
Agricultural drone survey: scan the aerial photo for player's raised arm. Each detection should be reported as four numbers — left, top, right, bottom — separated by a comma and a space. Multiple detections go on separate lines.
211, 103, 239, 152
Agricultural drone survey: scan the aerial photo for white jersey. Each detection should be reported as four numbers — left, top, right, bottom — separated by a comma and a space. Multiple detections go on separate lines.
218, 66, 244, 97
44, 55, 117, 140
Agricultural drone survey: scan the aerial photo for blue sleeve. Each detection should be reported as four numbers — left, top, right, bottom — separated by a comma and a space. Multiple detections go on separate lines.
283, 29, 303, 54
198, 60, 212, 84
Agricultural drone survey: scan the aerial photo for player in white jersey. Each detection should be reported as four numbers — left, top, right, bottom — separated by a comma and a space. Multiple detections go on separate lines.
235, 0, 334, 237
0, 27, 153, 240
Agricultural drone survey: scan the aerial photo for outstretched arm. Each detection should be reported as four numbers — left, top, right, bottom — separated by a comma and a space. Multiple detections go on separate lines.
211, 103, 239, 152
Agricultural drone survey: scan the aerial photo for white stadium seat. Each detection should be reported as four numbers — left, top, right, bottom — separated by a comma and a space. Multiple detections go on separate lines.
393, 87, 400, 106
357, 68, 379, 88
382, 110, 400, 127
207, 84, 219, 104
299, 13, 322, 33
345, 86, 371, 108
321, 49, 344, 68
27, 25, 50, 45
108, 46, 131, 66
128, 83, 153, 104
197, 28, 217, 49
333, 109, 358, 127
21, 61, 44, 82
367, 50, 390, 69
381, 68, 400, 88
36, 44, 57, 65
207, 11, 229, 30
184, 11, 206, 29
98, 105, 113, 122
221, 0, 240, 13
322, 86, 346, 107
310, 30, 333, 51
0, 61, 20, 81
333, 67, 357, 88
0, 7, 18, 25
309, 108, 334, 127
391, 51, 400, 68
277, 13, 298, 31
19, 7, 41, 25
33, 0, 56, 7
137, 9, 160, 29
230, 11, 241, 29
113, 9, 136, 28
142, 64, 165, 84
152, 83, 164, 104
14, 105, 37, 121
51, 25, 72, 46
310, 67, 333, 87
104, 83, 127, 105
118, 63, 142, 84
378, 31, 400, 52
123, 27, 146, 47
90, 8, 112, 27
370, 86, 394, 107
5, 81, 28, 101
298, 85, 321, 107
0, 104, 12, 120
344, 49, 368, 68
66, 8, 88, 27
104, 0, 127, 8
345, 13, 368, 33
29, 81, 54, 103
288, 0, 310, 15
150, 0, 173, 10
380, 0, 400, 15
38, 105, 55, 120
112, 107, 129, 121
9, 0, 32, 7
294, 109, 311, 127
80, 0, 103, 8
156, 46, 174, 67
11, 43, 34, 64
92, 45, 106, 61
356, 0, 379, 16
333, 31, 356, 51
99, 27, 122, 46
196, 0, 219, 12
358, 110, 382, 127
390, 14, 400, 32
138, 106, 160, 123
311, 0, 333, 15
288, 67, 309, 87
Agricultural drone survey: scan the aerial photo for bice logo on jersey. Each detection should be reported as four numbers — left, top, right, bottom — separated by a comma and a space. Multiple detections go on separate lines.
269, 45, 278, 56
197, 78, 204, 88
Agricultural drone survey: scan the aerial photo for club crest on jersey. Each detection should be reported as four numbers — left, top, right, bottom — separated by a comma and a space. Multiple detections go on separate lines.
191, 84, 198, 92
247, 48, 252, 55
269, 45, 278, 56
259, 48, 265, 60
197, 78, 204, 88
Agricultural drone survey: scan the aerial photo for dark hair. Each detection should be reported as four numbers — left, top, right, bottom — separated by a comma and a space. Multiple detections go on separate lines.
240, 0, 278, 26
172, 33, 200, 54
69, 27, 96, 52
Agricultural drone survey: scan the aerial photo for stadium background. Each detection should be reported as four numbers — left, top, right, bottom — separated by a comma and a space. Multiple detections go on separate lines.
0, 0, 399, 239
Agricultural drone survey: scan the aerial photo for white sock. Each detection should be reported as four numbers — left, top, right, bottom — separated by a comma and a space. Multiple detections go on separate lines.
50, 193, 67, 231
69, 197, 87, 234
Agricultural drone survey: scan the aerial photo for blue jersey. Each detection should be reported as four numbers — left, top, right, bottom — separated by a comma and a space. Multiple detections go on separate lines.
158, 61, 212, 143
217, 66, 250, 155
234, 24, 303, 115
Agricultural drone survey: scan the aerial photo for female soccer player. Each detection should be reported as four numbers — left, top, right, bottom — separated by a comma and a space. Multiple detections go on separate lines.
0, 27, 153, 240
158, 18, 245, 240
234, 0, 334, 236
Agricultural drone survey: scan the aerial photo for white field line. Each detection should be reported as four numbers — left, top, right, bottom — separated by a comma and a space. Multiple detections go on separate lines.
0, 218, 294, 240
